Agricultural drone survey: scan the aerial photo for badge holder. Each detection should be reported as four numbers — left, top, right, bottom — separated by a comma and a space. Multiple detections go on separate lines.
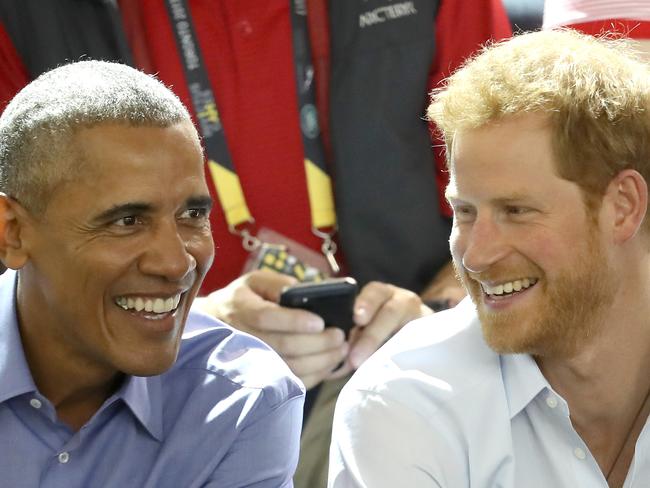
238, 225, 338, 282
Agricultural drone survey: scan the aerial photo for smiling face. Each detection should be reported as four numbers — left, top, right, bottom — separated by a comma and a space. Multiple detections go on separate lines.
16, 120, 214, 377
447, 114, 617, 358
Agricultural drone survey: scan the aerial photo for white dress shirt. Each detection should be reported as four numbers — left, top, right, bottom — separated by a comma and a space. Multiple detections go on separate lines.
328, 298, 650, 487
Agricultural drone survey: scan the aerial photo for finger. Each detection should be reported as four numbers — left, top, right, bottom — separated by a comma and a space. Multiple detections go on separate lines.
260, 327, 346, 358
352, 281, 395, 326
236, 302, 326, 334
349, 288, 423, 368
285, 342, 349, 381
326, 359, 354, 380
244, 268, 298, 302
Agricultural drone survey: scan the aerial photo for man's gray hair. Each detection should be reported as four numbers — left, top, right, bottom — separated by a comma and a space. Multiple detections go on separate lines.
0, 60, 193, 213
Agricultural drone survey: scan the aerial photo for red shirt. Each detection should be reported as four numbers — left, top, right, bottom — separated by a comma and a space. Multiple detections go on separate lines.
134, 0, 511, 292
0, 0, 511, 292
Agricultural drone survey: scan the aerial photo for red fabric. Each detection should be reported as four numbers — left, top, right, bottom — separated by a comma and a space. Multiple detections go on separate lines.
0, 1, 512, 292
566, 19, 650, 39
118, 0, 154, 73
135, 0, 513, 291
429, 0, 513, 217
0, 22, 29, 110
136, 0, 320, 292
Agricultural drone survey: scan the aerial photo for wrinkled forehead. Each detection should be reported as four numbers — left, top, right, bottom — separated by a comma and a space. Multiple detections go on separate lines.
35, 119, 203, 215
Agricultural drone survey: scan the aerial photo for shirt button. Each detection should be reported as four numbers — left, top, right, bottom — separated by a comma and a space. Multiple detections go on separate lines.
29, 398, 42, 409
574, 447, 586, 460
58, 452, 70, 464
545, 395, 558, 409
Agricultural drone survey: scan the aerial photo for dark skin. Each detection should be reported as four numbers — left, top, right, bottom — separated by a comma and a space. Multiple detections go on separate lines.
0, 121, 214, 431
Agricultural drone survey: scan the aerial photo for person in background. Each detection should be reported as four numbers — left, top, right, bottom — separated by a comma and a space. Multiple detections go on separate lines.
0, 2, 511, 486
0, 60, 304, 486
329, 29, 650, 487
543, 0, 650, 60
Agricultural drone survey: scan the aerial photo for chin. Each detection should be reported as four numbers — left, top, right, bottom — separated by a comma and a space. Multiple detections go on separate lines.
477, 309, 539, 354
121, 350, 179, 377
127, 363, 175, 377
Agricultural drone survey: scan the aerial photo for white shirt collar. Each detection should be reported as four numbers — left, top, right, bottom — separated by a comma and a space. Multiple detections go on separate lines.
500, 352, 550, 419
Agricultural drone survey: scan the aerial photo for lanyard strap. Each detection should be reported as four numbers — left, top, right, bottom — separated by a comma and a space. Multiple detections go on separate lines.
289, 0, 336, 230
163, 0, 336, 235
164, 0, 252, 231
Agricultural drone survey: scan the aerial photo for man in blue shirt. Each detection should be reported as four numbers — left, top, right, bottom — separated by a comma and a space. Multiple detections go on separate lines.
0, 60, 304, 487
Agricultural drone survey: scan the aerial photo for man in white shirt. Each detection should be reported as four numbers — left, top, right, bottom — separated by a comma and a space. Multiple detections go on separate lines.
328, 29, 650, 488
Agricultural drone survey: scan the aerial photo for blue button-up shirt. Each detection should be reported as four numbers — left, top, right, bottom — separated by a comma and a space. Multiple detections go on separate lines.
0, 270, 304, 487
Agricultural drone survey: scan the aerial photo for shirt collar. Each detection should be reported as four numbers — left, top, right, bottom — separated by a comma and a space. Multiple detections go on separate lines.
115, 373, 164, 441
0, 269, 163, 441
0, 270, 37, 404
500, 351, 550, 419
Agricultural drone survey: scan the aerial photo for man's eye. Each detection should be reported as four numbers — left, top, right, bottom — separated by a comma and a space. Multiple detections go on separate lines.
505, 206, 529, 215
180, 208, 209, 219
115, 216, 139, 226
453, 206, 475, 221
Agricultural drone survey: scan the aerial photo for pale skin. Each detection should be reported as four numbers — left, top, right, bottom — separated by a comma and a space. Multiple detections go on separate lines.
537, 165, 650, 485
449, 114, 650, 486
195, 271, 434, 389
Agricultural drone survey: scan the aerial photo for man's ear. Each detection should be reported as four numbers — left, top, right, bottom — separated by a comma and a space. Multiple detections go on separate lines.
603, 169, 648, 244
0, 193, 30, 269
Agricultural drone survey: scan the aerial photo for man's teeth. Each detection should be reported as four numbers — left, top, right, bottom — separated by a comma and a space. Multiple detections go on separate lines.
482, 278, 537, 296
115, 294, 182, 313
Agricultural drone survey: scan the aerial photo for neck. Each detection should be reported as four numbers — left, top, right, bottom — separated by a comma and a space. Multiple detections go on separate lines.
536, 284, 650, 484
16, 275, 123, 431
21, 329, 123, 431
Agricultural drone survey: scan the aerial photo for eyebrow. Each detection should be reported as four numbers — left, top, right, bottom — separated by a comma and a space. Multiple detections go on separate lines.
186, 195, 214, 211
446, 191, 533, 202
490, 195, 533, 205
92, 195, 214, 224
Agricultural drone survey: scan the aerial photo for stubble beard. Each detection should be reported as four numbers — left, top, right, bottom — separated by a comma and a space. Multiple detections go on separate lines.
458, 233, 616, 358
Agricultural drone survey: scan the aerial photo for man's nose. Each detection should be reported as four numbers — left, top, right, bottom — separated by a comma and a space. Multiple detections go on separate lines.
459, 215, 510, 274
138, 220, 196, 281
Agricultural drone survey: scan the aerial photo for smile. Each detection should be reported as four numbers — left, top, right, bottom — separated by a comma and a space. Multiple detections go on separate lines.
480, 278, 538, 297
114, 294, 182, 314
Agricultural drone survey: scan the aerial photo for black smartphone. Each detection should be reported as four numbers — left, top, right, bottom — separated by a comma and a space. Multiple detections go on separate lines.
279, 277, 358, 334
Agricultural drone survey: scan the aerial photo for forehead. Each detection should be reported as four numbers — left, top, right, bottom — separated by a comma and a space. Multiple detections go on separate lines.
46, 121, 206, 215
447, 114, 562, 200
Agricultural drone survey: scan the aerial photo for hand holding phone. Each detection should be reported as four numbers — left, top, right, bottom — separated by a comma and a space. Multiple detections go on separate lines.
279, 277, 358, 335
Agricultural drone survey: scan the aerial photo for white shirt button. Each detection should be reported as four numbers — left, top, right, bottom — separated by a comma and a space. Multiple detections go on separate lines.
58, 452, 70, 464
29, 398, 42, 409
545, 395, 558, 409
574, 447, 586, 460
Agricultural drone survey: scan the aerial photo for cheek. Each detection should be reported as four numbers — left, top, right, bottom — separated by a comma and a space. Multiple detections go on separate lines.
519, 227, 576, 271
189, 231, 215, 273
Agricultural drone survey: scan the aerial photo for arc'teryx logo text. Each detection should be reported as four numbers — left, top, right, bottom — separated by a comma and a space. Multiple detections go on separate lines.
359, 1, 418, 28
